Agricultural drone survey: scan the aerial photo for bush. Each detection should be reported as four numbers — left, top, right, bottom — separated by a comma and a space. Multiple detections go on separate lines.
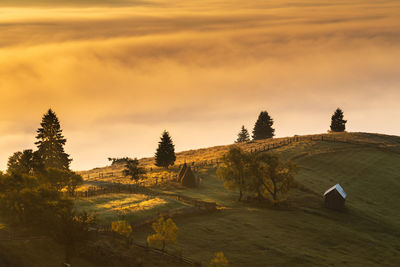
112, 220, 133, 247
147, 217, 178, 251
210, 252, 229, 267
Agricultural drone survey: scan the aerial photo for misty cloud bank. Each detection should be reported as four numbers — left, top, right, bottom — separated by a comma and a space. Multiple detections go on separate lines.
0, 0, 399, 170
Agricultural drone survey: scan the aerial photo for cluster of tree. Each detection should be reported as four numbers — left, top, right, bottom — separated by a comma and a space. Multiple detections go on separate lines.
236, 108, 347, 143
235, 111, 275, 143
6, 109, 82, 196
0, 109, 95, 264
217, 147, 297, 203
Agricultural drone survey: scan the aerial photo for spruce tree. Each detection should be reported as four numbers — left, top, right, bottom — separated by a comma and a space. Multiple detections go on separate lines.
155, 130, 176, 169
35, 109, 71, 170
252, 111, 275, 140
235, 126, 250, 143
330, 108, 347, 132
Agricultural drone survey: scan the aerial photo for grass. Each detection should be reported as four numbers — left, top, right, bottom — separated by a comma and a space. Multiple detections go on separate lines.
75, 193, 190, 225
0, 230, 190, 267
80, 132, 400, 184
131, 136, 400, 266
2, 132, 400, 266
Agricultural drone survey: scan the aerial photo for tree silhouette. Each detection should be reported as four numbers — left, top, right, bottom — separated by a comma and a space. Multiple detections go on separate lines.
123, 158, 146, 185
7, 150, 34, 175
330, 108, 347, 132
252, 111, 275, 140
235, 125, 250, 143
155, 130, 176, 169
35, 109, 71, 170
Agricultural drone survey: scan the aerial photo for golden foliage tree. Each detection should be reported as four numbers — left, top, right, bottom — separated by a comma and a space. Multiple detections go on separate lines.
218, 147, 297, 203
112, 220, 133, 247
147, 217, 178, 251
210, 252, 229, 267
217, 147, 248, 201
248, 152, 297, 203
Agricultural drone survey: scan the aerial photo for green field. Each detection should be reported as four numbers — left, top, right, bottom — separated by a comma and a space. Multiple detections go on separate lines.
132, 136, 400, 266
75, 193, 190, 225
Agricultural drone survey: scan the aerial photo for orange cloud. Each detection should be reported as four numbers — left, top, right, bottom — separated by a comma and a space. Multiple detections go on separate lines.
0, 0, 399, 170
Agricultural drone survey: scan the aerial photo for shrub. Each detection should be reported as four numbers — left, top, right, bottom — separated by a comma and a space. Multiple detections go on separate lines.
147, 217, 178, 251
210, 252, 229, 267
112, 220, 133, 247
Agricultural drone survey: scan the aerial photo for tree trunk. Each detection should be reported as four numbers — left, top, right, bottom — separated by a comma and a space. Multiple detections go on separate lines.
257, 189, 263, 201
271, 178, 277, 202
238, 190, 243, 201
272, 186, 277, 202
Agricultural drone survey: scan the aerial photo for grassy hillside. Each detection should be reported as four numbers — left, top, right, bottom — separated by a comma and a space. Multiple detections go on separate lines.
80, 132, 400, 179
2, 132, 399, 266
124, 133, 400, 266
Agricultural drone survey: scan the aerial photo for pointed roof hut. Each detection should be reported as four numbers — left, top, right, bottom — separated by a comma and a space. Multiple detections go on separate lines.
178, 163, 187, 182
181, 166, 197, 188
324, 184, 346, 210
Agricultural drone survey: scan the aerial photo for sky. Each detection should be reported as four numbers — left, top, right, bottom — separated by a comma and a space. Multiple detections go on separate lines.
0, 0, 399, 171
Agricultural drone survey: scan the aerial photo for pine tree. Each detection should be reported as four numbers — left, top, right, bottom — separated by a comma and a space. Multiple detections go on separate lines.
330, 108, 347, 132
235, 126, 250, 143
35, 109, 71, 170
252, 111, 275, 140
155, 130, 176, 169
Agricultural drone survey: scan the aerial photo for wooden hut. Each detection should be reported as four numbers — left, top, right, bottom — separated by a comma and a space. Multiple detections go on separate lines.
323, 184, 346, 210
181, 166, 197, 188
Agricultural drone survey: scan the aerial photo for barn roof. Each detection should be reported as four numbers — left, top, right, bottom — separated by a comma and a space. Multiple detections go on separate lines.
324, 184, 346, 199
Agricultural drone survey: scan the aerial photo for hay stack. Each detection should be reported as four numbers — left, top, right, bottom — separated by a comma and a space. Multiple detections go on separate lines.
178, 163, 187, 182
181, 166, 197, 188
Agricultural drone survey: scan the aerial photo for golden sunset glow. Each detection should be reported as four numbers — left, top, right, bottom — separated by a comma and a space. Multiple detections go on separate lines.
1, 0, 399, 170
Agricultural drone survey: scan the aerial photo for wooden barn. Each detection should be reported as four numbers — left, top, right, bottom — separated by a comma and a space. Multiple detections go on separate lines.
323, 184, 346, 210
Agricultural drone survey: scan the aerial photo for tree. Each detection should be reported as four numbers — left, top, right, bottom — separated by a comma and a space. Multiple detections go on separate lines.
248, 153, 297, 203
7, 150, 34, 175
66, 172, 84, 197
0, 171, 92, 265
210, 252, 229, 267
217, 147, 248, 201
235, 126, 250, 143
330, 108, 347, 132
38, 168, 82, 194
112, 220, 133, 247
35, 109, 71, 170
51, 203, 97, 264
147, 217, 178, 251
155, 131, 176, 169
123, 158, 146, 185
252, 111, 275, 140
108, 157, 131, 165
